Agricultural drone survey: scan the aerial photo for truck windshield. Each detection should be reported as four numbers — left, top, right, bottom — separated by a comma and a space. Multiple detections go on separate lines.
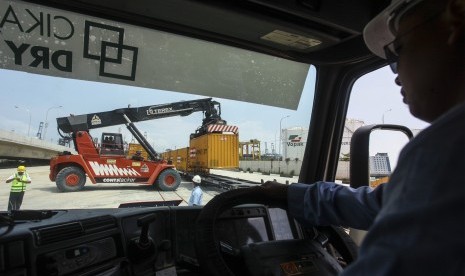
0, 0, 316, 209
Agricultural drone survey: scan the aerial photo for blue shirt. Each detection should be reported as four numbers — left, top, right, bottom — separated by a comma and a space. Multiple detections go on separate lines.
288, 103, 465, 275
188, 186, 203, 206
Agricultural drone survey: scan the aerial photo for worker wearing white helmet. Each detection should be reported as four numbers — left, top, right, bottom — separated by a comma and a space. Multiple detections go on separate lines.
188, 175, 203, 206
5, 165, 32, 211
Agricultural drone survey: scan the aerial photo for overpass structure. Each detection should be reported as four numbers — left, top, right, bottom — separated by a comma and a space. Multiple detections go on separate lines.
0, 130, 75, 160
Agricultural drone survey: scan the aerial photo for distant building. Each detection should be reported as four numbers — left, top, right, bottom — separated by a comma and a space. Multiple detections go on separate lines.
370, 153, 391, 177
282, 127, 308, 160
279, 119, 366, 161
340, 118, 365, 158
275, 120, 408, 179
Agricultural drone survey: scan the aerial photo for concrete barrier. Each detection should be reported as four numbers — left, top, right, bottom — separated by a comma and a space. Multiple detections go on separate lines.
238, 160, 350, 180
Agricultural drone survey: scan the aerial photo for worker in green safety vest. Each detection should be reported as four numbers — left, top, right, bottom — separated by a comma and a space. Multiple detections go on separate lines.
5, 165, 32, 211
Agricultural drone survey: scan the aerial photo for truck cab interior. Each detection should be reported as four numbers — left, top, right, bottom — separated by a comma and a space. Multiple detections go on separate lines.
0, 0, 413, 275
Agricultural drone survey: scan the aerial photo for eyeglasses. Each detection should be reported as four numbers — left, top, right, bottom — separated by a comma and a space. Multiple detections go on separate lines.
384, 43, 400, 74
383, 7, 444, 74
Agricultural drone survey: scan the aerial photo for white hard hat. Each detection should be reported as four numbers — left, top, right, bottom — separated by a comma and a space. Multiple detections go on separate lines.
363, 0, 425, 59
192, 175, 201, 183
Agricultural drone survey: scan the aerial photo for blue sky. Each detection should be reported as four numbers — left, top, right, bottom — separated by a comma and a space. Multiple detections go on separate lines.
0, 67, 315, 153
0, 65, 427, 166
350, 66, 428, 129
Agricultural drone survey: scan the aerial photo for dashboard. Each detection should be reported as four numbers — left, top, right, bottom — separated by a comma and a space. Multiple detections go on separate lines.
0, 205, 300, 276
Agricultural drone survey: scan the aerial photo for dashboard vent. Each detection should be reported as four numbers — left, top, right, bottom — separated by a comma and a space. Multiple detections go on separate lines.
81, 215, 117, 234
33, 216, 117, 246
34, 222, 83, 245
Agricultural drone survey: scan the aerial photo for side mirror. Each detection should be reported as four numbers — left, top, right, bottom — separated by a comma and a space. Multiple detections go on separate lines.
350, 124, 413, 189
348, 124, 413, 245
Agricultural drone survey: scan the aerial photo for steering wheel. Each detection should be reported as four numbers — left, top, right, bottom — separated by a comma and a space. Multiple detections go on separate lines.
194, 187, 358, 276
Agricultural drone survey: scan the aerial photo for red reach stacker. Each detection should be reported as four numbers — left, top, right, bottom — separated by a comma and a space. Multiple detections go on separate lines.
49, 98, 226, 192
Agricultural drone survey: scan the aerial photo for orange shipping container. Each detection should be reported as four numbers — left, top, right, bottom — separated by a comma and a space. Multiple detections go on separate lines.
189, 133, 239, 172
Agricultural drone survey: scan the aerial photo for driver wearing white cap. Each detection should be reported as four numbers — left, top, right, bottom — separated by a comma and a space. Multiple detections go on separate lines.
262, 0, 464, 274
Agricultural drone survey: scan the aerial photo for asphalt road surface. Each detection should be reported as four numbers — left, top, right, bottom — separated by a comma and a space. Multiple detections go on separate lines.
0, 166, 297, 211
0, 166, 299, 211
0, 166, 219, 211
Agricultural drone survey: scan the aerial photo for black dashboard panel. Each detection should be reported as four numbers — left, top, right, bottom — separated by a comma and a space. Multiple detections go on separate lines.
0, 205, 298, 276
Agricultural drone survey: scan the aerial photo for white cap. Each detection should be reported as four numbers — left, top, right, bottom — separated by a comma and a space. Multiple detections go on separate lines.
192, 175, 201, 183
363, 0, 425, 59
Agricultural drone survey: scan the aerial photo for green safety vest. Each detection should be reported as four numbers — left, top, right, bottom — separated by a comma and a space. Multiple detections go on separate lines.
11, 172, 29, 192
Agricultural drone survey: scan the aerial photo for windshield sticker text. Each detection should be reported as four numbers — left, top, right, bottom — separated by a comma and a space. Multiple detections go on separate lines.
1, 3, 138, 80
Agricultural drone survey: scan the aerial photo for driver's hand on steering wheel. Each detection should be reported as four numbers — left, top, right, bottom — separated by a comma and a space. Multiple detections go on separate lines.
260, 181, 289, 208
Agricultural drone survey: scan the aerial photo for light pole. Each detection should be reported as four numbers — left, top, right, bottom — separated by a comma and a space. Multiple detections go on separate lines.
279, 115, 290, 160
43, 105, 63, 140
382, 108, 392, 124
14, 105, 31, 136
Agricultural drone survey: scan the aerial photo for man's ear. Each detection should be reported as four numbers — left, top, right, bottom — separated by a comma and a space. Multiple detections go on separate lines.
446, 0, 465, 44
